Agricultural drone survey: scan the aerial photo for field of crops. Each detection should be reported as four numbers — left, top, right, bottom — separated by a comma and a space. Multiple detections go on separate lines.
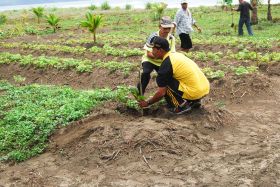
0, 3, 280, 186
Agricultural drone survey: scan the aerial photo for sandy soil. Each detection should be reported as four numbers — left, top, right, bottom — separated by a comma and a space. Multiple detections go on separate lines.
0, 71, 279, 186
1, 31, 280, 186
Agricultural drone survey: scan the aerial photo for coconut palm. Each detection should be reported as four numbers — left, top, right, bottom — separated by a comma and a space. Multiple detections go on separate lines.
46, 14, 60, 33
32, 7, 44, 24
80, 13, 102, 43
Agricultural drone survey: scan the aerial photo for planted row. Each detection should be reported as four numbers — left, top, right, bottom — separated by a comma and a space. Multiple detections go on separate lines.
0, 42, 143, 57
202, 65, 258, 79
193, 35, 278, 49
0, 52, 135, 73
185, 50, 280, 64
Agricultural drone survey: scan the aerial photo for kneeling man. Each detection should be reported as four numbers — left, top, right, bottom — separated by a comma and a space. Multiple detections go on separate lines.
138, 36, 210, 114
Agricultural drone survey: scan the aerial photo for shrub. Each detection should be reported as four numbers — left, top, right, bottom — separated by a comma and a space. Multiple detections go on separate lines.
101, 1, 111, 10
88, 4, 97, 11
125, 4, 132, 10
0, 15, 7, 25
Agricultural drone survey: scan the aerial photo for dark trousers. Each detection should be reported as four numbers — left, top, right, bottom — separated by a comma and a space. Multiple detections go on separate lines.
238, 18, 253, 36
165, 78, 201, 108
137, 61, 159, 94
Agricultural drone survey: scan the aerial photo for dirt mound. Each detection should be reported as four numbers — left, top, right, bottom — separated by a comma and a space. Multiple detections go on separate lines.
209, 73, 271, 104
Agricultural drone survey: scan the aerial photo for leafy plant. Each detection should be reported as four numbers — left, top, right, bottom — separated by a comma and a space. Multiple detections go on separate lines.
125, 4, 132, 10
31, 7, 44, 24
152, 2, 167, 21
45, 14, 60, 33
0, 15, 7, 25
101, 1, 111, 10
88, 4, 97, 11
203, 68, 225, 79
145, 2, 152, 10
233, 66, 258, 76
13, 75, 26, 83
80, 13, 102, 43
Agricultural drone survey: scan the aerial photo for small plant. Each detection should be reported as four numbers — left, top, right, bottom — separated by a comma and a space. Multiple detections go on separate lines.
203, 68, 225, 79
13, 75, 26, 84
101, 1, 111, 10
152, 2, 167, 21
145, 2, 152, 10
125, 4, 132, 10
233, 66, 258, 76
45, 14, 60, 33
80, 13, 102, 43
88, 4, 97, 11
32, 7, 44, 24
0, 15, 7, 25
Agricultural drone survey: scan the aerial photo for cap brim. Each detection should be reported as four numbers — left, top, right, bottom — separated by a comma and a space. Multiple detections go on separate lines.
160, 24, 174, 28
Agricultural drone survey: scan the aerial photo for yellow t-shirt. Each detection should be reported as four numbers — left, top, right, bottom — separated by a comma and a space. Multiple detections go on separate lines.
157, 52, 210, 100
142, 31, 176, 66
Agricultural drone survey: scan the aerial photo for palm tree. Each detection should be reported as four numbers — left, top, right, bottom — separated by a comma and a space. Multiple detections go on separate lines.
46, 14, 60, 33
250, 0, 258, 25
32, 7, 44, 24
267, 0, 272, 21
80, 13, 102, 43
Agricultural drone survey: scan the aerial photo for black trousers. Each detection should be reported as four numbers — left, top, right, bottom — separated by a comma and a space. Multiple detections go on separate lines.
137, 61, 159, 94
165, 78, 201, 108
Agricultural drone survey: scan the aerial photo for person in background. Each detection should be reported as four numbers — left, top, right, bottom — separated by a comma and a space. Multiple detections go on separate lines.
137, 16, 176, 95
138, 37, 210, 115
172, 0, 201, 52
233, 0, 253, 36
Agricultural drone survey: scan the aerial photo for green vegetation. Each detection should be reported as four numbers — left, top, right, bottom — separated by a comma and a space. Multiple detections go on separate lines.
152, 2, 167, 21
0, 52, 135, 73
0, 4, 279, 163
31, 7, 44, 24
101, 1, 111, 10
125, 4, 132, 10
88, 4, 97, 11
45, 14, 60, 33
0, 15, 7, 25
0, 81, 137, 162
80, 13, 103, 43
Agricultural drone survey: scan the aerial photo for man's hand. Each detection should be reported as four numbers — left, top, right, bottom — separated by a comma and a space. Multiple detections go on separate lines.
197, 27, 202, 33
139, 100, 149, 108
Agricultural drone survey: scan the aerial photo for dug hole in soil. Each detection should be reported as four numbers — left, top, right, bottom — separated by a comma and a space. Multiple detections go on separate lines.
0, 67, 280, 186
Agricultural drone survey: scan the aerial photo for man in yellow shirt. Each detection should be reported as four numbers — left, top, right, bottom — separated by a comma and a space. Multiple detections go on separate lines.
139, 36, 210, 114
137, 16, 176, 95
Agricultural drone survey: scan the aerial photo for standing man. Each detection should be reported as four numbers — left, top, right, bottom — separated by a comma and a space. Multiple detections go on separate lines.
137, 16, 176, 95
173, 0, 201, 52
138, 37, 210, 115
233, 0, 253, 36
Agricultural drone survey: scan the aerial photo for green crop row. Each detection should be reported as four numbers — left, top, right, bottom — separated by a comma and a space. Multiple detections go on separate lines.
0, 42, 86, 54
193, 35, 278, 49
202, 65, 258, 79
185, 50, 280, 64
0, 52, 136, 73
90, 44, 144, 57
0, 41, 144, 57
0, 81, 138, 162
